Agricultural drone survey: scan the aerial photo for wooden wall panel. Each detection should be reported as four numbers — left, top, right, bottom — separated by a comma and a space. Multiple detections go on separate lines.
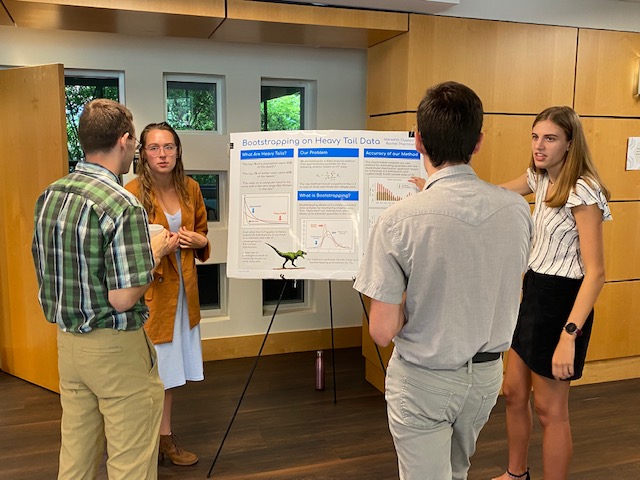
0, 64, 66, 392
366, 33, 411, 116
588, 281, 640, 361
225, 0, 407, 31
575, 29, 640, 117
367, 114, 534, 187
3, 0, 225, 38
473, 115, 533, 184
405, 15, 577, 115
366, 113, 413, 131
602, 202, 640, 282
213, 0, 408, 48
582, 117, 640, 201
364, 16, 640, 386
201, 326, 362, 361
0, 1, 13, 25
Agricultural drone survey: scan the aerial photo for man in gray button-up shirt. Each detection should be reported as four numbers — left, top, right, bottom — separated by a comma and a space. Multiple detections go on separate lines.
354, 82, 532, 480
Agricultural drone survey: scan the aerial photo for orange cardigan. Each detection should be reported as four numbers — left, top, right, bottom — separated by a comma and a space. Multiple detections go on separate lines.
125, 177, 211, 345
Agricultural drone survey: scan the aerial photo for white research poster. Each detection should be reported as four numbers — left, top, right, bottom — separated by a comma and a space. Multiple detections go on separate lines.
226, 130, 424, 280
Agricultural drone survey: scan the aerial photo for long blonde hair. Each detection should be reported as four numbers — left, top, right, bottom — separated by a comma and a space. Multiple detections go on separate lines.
530, 106, 610, 208
135, 122, 190, 218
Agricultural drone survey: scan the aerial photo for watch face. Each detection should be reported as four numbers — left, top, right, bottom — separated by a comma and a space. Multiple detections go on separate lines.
565, 323, 582, 336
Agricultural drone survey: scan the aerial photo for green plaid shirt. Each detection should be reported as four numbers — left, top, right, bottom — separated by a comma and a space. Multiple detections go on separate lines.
32, 162, 155, 333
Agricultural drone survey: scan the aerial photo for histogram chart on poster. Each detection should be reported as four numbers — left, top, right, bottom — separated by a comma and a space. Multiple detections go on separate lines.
242, 194, 290, 227
369, 178, 419, 207
302, 219, 356, 254
227, 130, 423, 279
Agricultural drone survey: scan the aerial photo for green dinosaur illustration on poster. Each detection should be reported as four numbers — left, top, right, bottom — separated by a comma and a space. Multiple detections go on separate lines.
266, 243, 307, 269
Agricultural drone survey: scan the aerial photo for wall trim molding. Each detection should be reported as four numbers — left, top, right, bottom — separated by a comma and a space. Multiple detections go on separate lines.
202, 326, 362, 361
365, 355, 640, 393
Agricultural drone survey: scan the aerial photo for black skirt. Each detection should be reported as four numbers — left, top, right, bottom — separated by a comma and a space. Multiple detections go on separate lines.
511, 270, 594, 381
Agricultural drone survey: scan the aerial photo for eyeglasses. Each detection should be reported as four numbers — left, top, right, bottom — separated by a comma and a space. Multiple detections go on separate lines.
145, 144, 177, 156
129, 133, 142, 151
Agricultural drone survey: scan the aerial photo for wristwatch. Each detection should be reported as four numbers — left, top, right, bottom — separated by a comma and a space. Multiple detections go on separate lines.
564, 322, 583, 337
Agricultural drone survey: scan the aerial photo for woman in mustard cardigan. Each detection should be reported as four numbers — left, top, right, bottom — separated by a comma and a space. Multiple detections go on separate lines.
126, 122, 210, 466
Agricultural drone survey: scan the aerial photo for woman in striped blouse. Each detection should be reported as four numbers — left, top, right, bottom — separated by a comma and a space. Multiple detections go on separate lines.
493, 106, 612, 480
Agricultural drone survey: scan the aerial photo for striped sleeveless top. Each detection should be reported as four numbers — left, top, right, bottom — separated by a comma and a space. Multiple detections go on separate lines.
526, 168, 612, 279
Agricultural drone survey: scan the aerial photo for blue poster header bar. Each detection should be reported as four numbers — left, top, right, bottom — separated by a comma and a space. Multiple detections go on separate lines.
364, 149, 420, 159
298, 191, 359, 201
240, 148, 294, 159
298, 148, 359, 158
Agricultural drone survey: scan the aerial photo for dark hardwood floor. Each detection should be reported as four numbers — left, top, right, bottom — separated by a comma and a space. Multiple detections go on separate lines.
1, 347, 639, 479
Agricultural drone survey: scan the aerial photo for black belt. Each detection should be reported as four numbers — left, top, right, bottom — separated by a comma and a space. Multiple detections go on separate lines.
472, 352, 501, 363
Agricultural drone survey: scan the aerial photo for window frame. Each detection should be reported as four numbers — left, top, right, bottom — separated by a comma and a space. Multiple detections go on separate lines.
186, 170, 225, 225
64, 69, 125, 171
261, 78, 317, 131
262, 278, 312, 316
259, 78, 317, 310
163, 73, 225, 134
65, 69, 125, 102
197, 263, 228, 317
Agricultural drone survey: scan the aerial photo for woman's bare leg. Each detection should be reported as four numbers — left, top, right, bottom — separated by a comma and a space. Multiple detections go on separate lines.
492, 350, 533, 480
531, 374, 572, 480
159, 389, 173, 435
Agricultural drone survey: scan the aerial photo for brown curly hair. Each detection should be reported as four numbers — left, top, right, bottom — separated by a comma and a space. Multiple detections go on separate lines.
135, 122, 190, 217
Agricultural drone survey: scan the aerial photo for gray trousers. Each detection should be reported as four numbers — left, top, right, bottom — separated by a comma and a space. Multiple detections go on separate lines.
386, 349, 503, 480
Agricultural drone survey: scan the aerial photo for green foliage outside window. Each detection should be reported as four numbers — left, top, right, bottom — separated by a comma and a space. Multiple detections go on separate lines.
167, 81, 217, 131
260, 84, 305, 305
65, 76, 119, 172
260, 87, 303, 131
188, 174, 219, 222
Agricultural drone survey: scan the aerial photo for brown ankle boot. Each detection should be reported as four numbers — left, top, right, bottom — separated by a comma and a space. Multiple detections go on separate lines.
159, 433, 198, 466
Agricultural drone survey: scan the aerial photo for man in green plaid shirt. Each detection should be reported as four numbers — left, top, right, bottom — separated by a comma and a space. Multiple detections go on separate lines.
32, 99, 170, 480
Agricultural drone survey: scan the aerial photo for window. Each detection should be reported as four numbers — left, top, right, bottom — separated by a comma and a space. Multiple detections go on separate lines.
197, 264, 221, 310
65, 71, 123, 172
260, 79, 316, 131
260, 79, 315, 307
188, 173, 223, 310
261, 85, 304, 131
188, 172, 224, 313
165, 74, 223, 132
262, 278, 305, 306
187, 172, 221, 222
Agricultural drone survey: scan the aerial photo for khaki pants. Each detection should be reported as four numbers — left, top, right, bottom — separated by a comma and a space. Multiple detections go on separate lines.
57, 328, 164, 480
386, 350, 503, 480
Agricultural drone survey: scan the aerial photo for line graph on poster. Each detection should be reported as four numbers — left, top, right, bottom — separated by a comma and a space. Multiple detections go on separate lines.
242, 194, 290, 227
302, 219, 356, 253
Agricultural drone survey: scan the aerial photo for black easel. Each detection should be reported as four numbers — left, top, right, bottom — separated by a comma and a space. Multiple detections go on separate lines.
207, 276, 338, 477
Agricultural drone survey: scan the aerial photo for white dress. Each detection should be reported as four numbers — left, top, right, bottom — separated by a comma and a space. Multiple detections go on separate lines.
155, 209, 204, 390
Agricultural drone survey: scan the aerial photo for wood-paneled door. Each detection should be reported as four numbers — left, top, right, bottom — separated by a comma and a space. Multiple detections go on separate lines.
0, 64, 67, 392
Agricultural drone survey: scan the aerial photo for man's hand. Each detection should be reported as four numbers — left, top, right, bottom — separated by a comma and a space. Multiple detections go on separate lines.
149, 228, 171, 266
408, 176, 426, 191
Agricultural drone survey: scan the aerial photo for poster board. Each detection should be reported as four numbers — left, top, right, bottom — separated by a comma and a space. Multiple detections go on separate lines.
227, 130, 424, 280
